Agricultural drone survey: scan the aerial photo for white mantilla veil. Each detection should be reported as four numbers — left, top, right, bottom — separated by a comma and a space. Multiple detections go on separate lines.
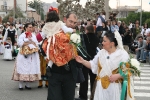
114, 30, 124, 50
114, 30, 135, 100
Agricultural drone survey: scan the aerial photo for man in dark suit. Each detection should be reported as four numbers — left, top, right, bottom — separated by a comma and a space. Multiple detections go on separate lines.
47, 12, 81, 100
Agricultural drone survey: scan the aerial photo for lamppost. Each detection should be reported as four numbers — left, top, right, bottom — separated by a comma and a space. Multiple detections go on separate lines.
3, 0, 7, 14
140, 0, 142, 27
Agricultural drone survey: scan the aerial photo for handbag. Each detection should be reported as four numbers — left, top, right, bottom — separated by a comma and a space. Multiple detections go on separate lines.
76, 68, 85, 83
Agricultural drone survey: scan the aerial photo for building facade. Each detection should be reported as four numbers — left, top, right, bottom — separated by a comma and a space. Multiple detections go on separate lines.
0, 0, 27, 18
112, 6, 140, 18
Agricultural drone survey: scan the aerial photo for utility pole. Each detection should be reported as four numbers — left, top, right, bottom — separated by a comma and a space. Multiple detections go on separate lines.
140, 0, 142, 27
4, 0, 7, 14
104, 0, 109, 20
13, 0, 16, 23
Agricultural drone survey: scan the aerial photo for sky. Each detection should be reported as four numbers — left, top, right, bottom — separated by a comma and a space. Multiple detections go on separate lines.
28, 0, 150, 11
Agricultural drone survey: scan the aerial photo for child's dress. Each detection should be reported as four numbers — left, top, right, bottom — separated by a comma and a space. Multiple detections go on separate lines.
3, 42, 13, 60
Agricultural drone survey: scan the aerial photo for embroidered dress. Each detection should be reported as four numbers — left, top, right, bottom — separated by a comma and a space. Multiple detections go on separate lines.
90, 49, 134, 100
40, 21, 76, 67
12, 32, 41, 81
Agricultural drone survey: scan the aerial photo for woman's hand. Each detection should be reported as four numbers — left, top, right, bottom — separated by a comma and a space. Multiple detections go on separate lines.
109, 74, 122, 83
75, 56, 84, 64
75, 56, 91, 69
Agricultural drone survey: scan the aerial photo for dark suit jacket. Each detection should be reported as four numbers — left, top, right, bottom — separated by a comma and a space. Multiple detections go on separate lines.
70, 59, 82, 81
83, 33, 100, 60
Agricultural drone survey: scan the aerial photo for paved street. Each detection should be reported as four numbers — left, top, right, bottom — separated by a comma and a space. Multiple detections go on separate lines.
0, 55, 150, 100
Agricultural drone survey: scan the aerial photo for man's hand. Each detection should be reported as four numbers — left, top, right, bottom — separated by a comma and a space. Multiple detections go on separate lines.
73, 29, 76, 33
135, 48, 139, 51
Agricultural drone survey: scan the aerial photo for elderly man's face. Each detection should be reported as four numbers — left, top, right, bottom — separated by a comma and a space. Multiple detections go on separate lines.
64, 14, 77, 29
117, 22, 121, 27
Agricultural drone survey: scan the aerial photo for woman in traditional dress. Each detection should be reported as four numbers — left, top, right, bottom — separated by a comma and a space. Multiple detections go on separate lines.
75, 31, 134, 100
12, 23, 41, 90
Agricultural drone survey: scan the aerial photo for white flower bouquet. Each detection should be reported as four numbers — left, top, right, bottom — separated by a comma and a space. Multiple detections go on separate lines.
67, 31, 90, 58
119, 57, 140, 100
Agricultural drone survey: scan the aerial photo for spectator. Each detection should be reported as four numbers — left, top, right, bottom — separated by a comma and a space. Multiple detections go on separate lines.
140, 37, 150, 63
132, 21, 141, 40
128, 21, 133, 30
141, 23, 149, 39
123, 27, 133, 50
101, 11, 106, 20
109, 13, 113, 21
76, 25, 99, 100
117, 21, 124, 36
111, 20, 119, 33
101, 22, 108, 38
136, 36, 147, 61
106, 20, 111, 32
92, 20, 97, 33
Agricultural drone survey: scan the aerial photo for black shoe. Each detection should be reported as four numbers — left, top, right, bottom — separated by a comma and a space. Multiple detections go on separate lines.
19, 88, 23, 90
38, 85, 43, 88
74, 98, 86, 100
141, 60, 146, 63
45, 84, 48, 88
25, 86, 31, 90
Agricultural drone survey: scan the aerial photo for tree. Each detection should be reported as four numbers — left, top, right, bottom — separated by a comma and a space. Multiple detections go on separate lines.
145, 19, 150, 26
2, 6, 25, 23
28, 0, 44, 20
119, 12, 150, 25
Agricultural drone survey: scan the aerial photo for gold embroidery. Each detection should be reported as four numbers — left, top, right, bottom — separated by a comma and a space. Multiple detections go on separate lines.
96, 60, 122, 89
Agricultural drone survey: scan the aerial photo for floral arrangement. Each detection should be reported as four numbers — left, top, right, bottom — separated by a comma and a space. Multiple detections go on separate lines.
119, 57, 140, 100
67, 31, 90, 58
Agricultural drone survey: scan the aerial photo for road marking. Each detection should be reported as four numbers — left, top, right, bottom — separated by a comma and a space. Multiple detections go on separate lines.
134, 92, 150, 97
134, 86, 150, 90
134, 77, 150, 80
134, 81, 150, 84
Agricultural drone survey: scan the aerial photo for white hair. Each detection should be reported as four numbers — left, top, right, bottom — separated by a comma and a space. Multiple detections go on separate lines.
118, 21, 121, 24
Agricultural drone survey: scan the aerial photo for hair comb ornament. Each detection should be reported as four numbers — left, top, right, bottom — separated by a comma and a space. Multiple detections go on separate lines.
49, 6, 58, 13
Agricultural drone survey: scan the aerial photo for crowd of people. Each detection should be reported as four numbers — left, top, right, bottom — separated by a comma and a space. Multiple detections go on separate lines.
0, 6, 149, 100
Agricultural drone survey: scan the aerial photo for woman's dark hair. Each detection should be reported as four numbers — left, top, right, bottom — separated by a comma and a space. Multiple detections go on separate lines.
81, 21, 84, 25
32, 23, 35, 27
104, 32, 118, 47
46, 11, 59, 22
138, 36, 143, 39
41, 24, 45, 29
24, 23, 32, 31
92, 20, 96, 25
10, 23, 14, 26
101, 11, 106, 15
86, 25, 94, 33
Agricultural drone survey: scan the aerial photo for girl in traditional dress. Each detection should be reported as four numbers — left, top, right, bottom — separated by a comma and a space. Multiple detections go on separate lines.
12, 23, 41, 90
3, 37, 13, 60
75, 31, 134, 100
